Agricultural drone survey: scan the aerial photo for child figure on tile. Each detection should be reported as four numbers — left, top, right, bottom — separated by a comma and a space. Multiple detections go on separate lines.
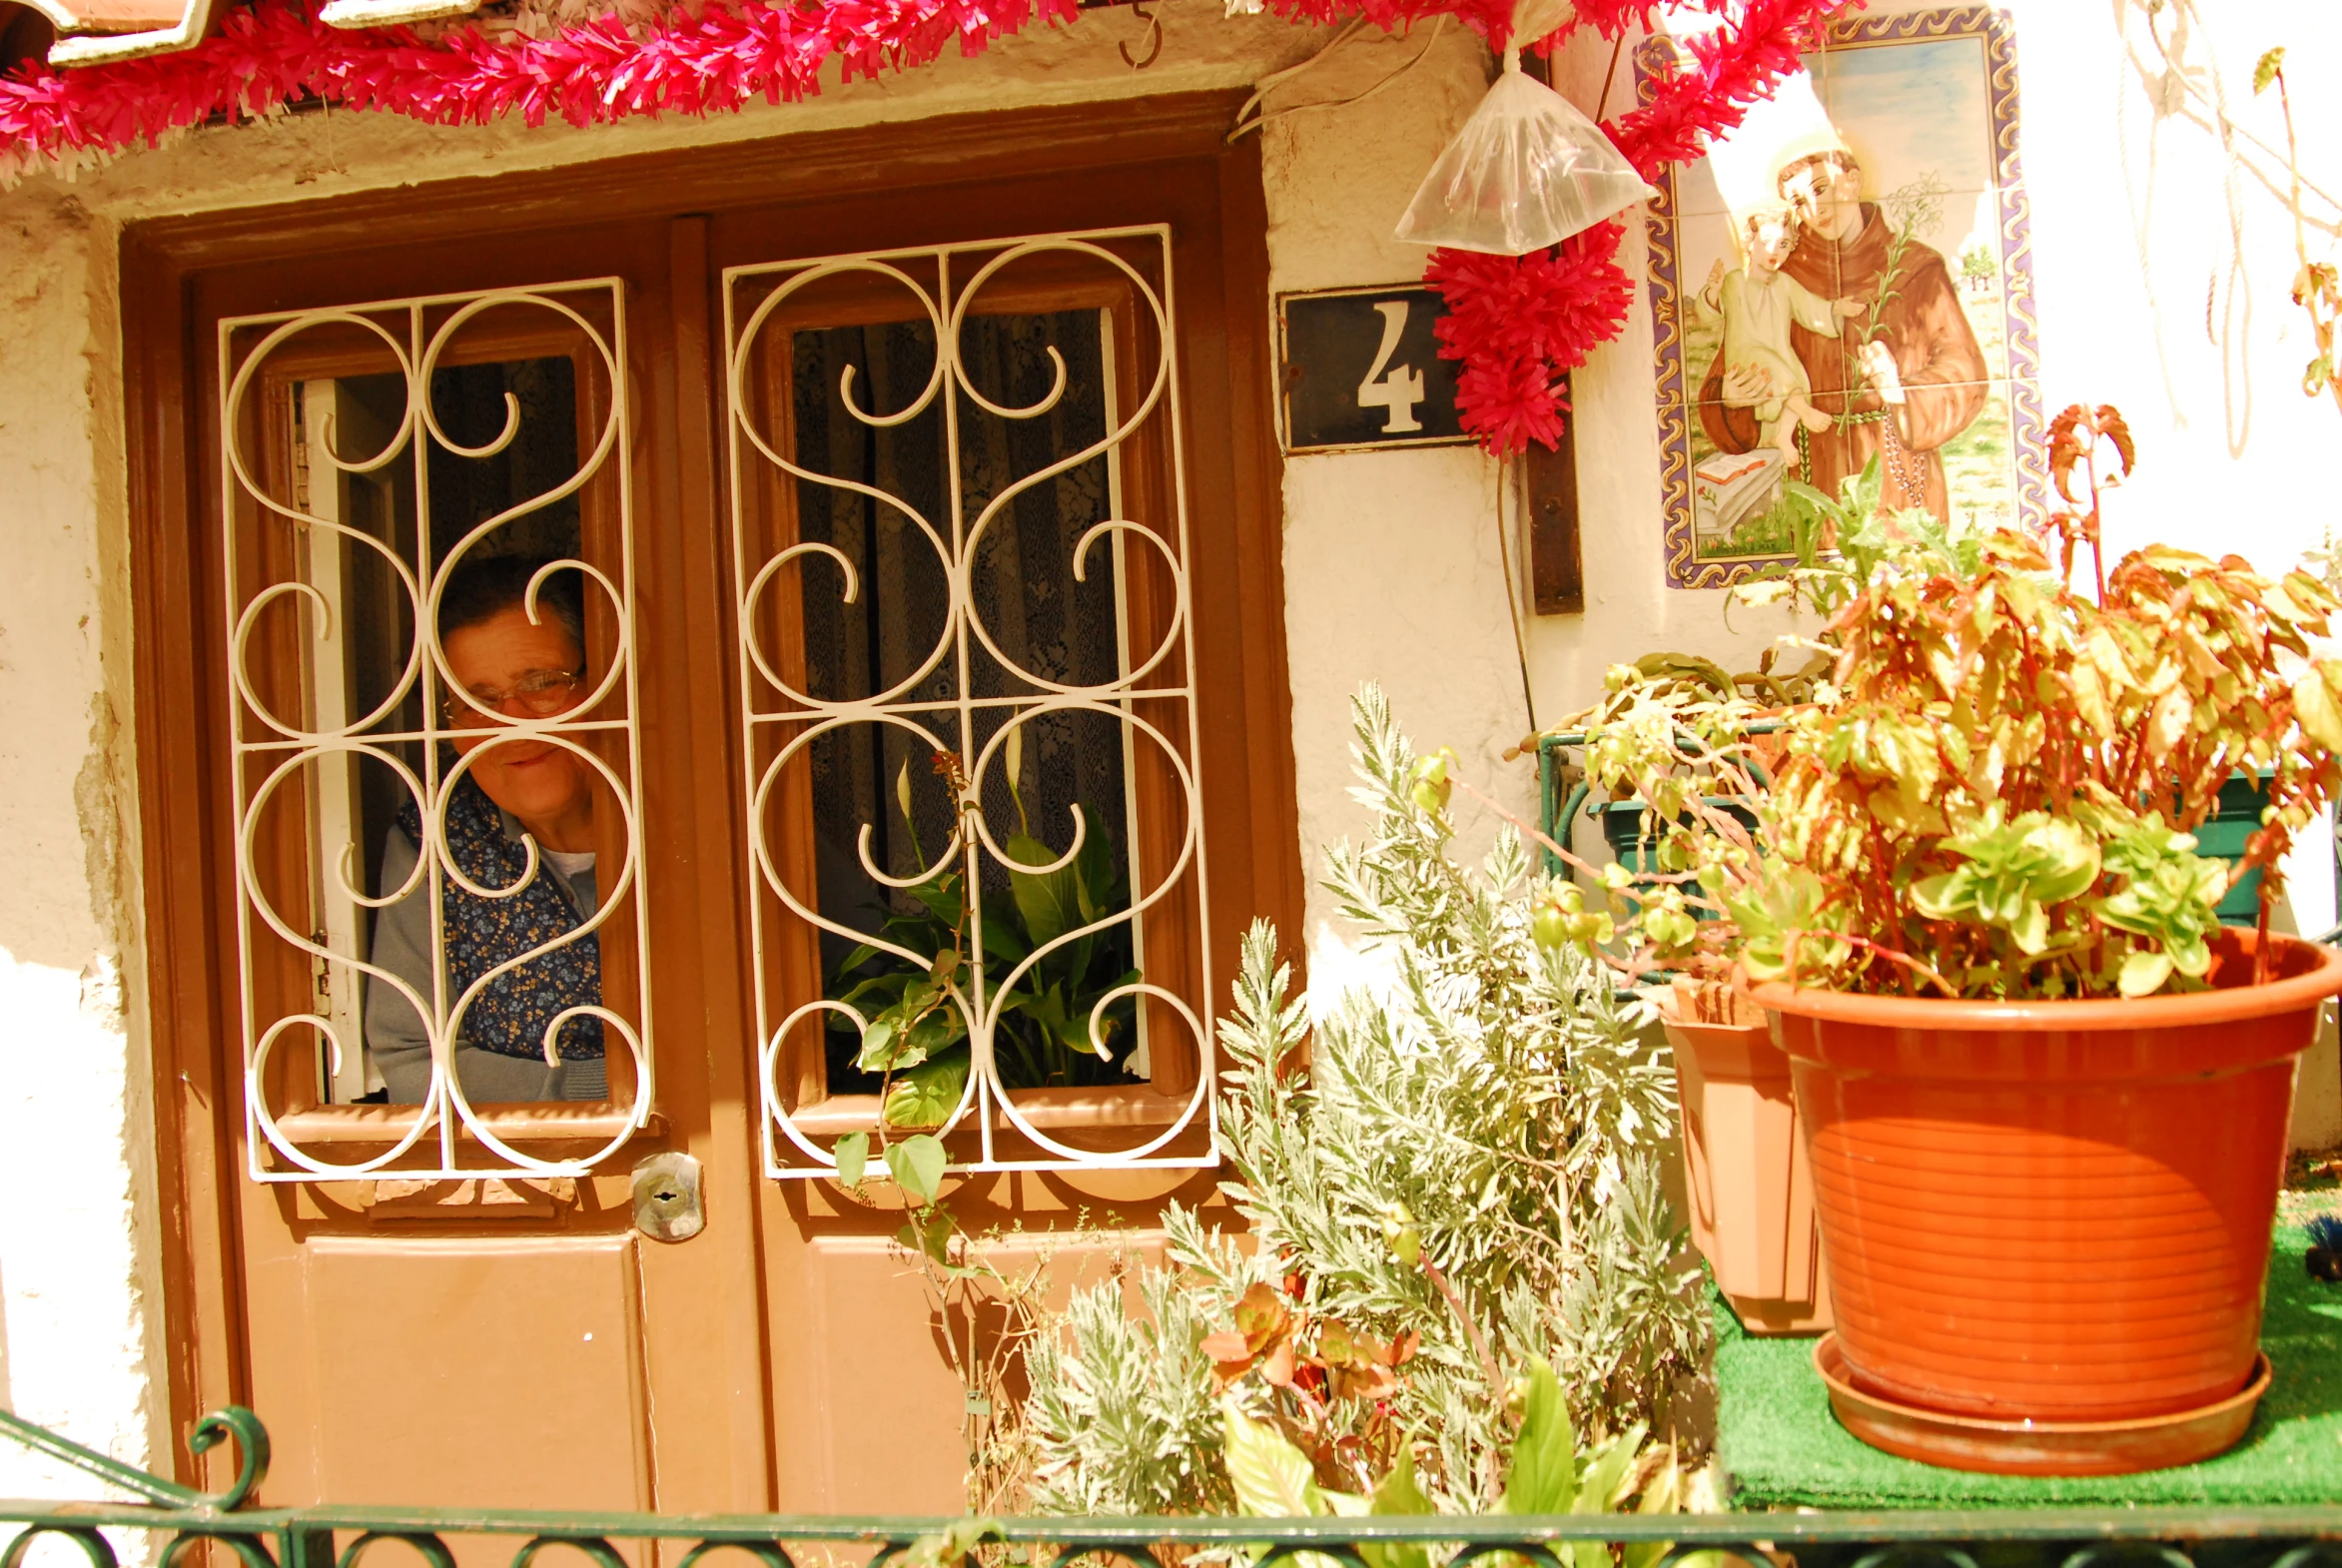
1703, 208, 1869, 458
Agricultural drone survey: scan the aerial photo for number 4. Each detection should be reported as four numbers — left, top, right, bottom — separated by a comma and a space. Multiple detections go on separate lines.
1357, 300, 1425, 434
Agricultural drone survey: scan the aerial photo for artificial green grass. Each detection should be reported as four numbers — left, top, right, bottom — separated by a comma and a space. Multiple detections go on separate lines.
1718, 1225, 2342, 1507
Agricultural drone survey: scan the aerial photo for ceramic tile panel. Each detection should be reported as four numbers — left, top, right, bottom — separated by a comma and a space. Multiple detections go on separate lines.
1645, 7, 2039, 589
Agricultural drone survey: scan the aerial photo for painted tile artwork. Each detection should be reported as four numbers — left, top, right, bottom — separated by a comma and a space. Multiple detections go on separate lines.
1644, 7, 2042, 588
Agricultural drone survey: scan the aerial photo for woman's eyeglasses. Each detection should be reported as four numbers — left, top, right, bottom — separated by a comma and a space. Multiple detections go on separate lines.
441, 669, 583, 726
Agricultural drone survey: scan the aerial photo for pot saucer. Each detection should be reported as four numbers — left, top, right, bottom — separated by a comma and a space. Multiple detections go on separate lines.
1813, 1334, 2271, 1476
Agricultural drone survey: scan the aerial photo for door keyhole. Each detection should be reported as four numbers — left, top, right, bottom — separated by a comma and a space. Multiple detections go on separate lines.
630, 1153, 705, 1241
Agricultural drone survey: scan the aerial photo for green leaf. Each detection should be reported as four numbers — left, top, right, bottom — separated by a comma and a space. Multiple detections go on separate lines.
1017, 982, 1118, 1059
979, 912, 1031, 965
832, 1131, 868, 1189
884, 1133, 948, 1206
1007, 832, 1083, 947
884, 1048, 971, 1129
1221, 1397, 1322, 1518
1359, 1449, 1432, 1568
1371, 1446, 1433, 1516
1573, 1425, 1645, 1513
834, 972, 909, 1016
898, 1204, 958, 1270
1500, 1358, 1578, 1516
856, 981, 968, 1075
901, 994, 969, 1062
2119, 948, 2174, 998
903, 871, 966, 929
854, 1018, 902, 1072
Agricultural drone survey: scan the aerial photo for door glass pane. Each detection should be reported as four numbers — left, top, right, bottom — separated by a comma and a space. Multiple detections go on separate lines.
728, 233, 1213, 1177
791, 313, 1142, 1097
222, 284, 650, 1180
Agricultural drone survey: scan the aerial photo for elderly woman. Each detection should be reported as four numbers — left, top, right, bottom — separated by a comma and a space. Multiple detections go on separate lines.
367, 555, 607, 1105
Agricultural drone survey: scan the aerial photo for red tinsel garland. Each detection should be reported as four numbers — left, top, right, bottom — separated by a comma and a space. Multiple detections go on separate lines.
1425, 0, 1856, 455
0, 0, 1848, 456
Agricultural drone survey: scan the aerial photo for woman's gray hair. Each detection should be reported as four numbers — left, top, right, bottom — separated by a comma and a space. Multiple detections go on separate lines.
437, 555, 586, 654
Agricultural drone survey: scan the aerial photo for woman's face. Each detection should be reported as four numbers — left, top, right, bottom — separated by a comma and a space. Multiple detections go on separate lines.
442, 604, 594, 836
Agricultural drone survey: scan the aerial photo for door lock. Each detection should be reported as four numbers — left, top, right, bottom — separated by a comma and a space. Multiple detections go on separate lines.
630, 1152, 705, 1241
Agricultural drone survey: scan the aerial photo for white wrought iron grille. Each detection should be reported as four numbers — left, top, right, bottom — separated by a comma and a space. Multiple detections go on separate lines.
725, 228, 1216, 1178
220, 279, 652, 1182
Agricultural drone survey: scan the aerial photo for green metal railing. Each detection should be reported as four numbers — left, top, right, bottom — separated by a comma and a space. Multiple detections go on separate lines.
3, 1405, 2341, 1568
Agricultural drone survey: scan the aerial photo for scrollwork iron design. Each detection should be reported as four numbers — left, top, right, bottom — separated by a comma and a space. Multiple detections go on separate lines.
219, 281, 652, 1181
0, 1402, 266, 1514
723, 229, 1216, 1178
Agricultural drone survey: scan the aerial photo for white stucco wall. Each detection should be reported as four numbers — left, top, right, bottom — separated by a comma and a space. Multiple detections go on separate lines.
0, 0, 2339, 1485
0, 184, 167, 1498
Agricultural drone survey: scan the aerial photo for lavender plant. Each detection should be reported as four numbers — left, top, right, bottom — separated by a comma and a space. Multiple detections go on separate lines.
1021, 688, 1706, 1518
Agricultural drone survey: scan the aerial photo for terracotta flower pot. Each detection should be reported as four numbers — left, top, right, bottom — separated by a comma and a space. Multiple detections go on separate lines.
1751, 930, 2342, 1466
1659, 986, 1830, 1335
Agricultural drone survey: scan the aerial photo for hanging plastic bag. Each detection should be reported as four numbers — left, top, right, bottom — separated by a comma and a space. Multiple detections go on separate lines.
1395, 38, 1655, 255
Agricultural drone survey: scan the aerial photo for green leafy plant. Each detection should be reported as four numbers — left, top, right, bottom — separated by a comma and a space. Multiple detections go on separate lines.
1020, 690, 1707, 1518
1531, 406, 2342, 1004
1736, 454, 1983, 621
1213, 1356, 1689, 1565
829, 739, 1142, 1129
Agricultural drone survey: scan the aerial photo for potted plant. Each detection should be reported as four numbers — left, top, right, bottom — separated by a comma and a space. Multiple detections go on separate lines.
1613, 407, 2342, 1473
1531, 655, 1831, 1337
1660, 977, 1830, 1336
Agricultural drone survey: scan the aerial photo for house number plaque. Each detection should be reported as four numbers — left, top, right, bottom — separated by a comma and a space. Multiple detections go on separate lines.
1276, 285, 1470, 453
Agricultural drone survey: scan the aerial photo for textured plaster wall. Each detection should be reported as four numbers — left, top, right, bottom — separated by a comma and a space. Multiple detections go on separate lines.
0, 185, 167, 1499
0, 0, 2340, 1481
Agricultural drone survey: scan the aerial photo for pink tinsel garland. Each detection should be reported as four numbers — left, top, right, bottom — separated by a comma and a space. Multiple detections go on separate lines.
0, 0, 1082, 167
0, 0, 1848, 456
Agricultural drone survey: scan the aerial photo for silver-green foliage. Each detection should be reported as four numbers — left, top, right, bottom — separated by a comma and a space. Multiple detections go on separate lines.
1024, 1267, 1230, 1515
1022, 688, 1707, 1515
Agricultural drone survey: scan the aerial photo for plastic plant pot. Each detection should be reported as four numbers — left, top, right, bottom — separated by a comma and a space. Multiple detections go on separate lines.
1750, 929, 2342, 1474
1659, 987, 1830, 1335
1594, 798, 1759, 914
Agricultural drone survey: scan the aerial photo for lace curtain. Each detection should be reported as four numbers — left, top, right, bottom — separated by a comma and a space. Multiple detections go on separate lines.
789, 310, 1135, 1015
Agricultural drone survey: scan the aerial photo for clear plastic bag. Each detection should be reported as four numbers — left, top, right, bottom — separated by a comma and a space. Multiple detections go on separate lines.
1395, 53, 1655, 255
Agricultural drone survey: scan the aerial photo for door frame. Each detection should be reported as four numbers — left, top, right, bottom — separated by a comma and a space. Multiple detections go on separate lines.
120, 89, 1299, 1495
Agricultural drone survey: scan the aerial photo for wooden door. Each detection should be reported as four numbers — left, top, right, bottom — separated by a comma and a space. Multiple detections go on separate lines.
178, 217, 776, 1524
708, 153, 1293, 1512
123, 96, 1297, 1521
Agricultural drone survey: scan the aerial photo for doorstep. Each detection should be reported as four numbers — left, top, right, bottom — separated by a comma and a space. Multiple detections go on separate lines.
1718, 1222, 2342, 1507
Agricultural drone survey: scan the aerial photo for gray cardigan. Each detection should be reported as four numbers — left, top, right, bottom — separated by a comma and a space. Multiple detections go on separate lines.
365, 817, 609, 1106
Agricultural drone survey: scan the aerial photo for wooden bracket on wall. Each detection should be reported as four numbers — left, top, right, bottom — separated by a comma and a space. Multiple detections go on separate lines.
1524, 375, 1583, 616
